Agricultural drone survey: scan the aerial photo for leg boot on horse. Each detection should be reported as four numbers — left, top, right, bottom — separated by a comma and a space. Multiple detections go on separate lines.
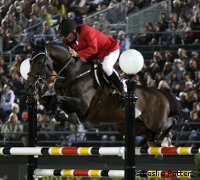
108, 71, 125, 94
40, 94, 80, 127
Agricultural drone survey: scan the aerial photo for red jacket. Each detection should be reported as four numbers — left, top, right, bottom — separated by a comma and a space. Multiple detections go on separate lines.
64, 24, 120, 60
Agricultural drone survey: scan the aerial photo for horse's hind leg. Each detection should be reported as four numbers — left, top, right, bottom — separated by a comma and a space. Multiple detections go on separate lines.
161, 132, 173, 147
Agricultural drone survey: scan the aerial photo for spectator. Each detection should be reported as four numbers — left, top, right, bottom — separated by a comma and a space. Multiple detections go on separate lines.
152, 51, 165, 71
98, 13, 112, 36
42, 21, 56, 43
155, 72, 164, 86
0, 84, 15, 122
30, 3, 41, 17
159, 12, 168, 32
143, 72, 156, 88
186, 59, 198, 80
164, 50, 174, 63
177, 48, 190, 69
1, 112, 24, 146
9, 54, 23, 77
179, 0, 193, 21
191, 51, 200, 67
172, 59, 184, 82
0, 57, 8, 73
26, 13, 42, 39
186, 110, 200, 146
0, 27, 3, 55
158, 80, 171, 90
176, 20, 190, 45
12, 103, 21, 121
127, 1, 139, 14
194, 70, 200, 91
67, 11, 83, 24
0, 0, 10, 20
18, 12, 29, 30
187, 90, 199, 110
193, 102, 200, 117
40, 5, 54, 27
153, 22, 162, 45
148, 62, 160, 79
117, 31, 131, 53
178, 91, 190, 119
15, 6, 22, 22
162, 63, 172, 78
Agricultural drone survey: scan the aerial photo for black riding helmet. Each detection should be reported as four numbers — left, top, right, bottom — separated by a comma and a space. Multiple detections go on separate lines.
58, 19, 77, 37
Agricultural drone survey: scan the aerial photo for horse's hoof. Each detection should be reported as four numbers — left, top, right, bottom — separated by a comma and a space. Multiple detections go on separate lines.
68, 112, 81, 125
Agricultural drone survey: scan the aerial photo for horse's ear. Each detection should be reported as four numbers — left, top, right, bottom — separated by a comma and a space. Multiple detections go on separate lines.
41, 38, 45, 47
30, 39, 45, 52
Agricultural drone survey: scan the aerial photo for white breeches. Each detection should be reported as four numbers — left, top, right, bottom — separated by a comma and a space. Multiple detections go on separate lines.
102, 49, 120, 76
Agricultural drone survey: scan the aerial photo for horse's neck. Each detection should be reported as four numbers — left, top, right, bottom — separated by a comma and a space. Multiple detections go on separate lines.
76, 60, 92, 73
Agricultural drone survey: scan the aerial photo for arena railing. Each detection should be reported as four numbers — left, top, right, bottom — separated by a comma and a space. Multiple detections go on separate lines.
127, 0, 171, 34
1, 125, 200, 147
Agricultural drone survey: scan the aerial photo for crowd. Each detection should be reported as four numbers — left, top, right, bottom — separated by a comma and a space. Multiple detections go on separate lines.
0, 0, 200, 147
133, 0, 200, 46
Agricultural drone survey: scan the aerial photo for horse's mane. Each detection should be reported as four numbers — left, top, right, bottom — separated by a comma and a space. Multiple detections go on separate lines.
46, 43, 68, 50
47, 43, 73, 55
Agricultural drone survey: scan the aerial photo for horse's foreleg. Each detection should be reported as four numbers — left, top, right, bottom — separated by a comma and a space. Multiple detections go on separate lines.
40, 94, 80, 127
161, 132, 173, 147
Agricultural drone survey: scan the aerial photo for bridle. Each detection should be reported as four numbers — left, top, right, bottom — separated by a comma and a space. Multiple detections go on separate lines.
27, 53, 53, 95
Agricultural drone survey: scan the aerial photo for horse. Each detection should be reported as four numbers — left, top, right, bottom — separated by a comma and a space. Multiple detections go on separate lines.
25, 43, 182, 146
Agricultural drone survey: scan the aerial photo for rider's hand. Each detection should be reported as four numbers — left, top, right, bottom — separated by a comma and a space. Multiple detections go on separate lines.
69, 47, 78, 57
48, 70, 57, 83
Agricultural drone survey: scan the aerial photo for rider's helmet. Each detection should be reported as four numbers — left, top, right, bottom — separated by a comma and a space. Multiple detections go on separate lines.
58, 19, 78, 37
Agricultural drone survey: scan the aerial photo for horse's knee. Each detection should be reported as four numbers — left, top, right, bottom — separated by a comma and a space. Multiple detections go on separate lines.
40, 94, 58, 111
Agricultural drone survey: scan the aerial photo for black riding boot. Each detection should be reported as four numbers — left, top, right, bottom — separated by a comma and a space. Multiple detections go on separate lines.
108, 71, 124, 94
41, 94, 80, 127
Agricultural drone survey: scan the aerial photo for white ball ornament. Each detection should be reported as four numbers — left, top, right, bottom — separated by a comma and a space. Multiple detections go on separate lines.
20, 58, 31, 80
119, 49, 144, 74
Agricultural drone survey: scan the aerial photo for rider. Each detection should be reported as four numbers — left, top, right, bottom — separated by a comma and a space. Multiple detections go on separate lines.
58, 18, 124, 93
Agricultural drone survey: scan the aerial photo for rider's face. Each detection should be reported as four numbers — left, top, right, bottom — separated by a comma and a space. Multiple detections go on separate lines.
64, 31, 76, 43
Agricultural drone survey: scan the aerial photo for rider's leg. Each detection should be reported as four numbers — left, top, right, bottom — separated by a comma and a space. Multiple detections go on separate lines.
102, 49, 124, 93
40, 94, 79, 127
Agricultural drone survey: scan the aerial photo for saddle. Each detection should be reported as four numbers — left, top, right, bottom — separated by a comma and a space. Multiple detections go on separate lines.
93, 63, 118, 93
93, 64, 109, 87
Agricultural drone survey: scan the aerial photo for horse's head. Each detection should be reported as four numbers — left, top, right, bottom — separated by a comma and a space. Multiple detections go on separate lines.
24, 53, 53, 96
23, 43, 77, 96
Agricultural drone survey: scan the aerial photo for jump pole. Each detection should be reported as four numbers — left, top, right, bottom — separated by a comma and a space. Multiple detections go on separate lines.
26, 93, 38, 180
1, 147, 200, 156
33, 169, 194, 179
125, 76, 137, 180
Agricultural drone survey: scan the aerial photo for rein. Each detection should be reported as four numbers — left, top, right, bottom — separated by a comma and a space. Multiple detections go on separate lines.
61, 69, 91, 87
56, 56, 73, 77
44, 49, 92, 85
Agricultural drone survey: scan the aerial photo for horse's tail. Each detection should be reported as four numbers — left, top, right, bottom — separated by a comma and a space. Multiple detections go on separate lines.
159, 88, 183, 126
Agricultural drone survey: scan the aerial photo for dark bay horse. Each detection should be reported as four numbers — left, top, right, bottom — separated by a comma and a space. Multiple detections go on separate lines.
25, 43, 182, 146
